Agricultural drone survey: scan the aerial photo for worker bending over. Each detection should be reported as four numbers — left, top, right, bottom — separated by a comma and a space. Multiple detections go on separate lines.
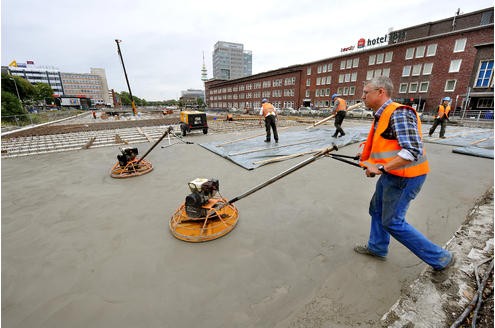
259, 98, 279, 143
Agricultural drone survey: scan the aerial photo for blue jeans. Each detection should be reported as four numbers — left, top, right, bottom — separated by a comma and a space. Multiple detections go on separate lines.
367, 173, 452, 270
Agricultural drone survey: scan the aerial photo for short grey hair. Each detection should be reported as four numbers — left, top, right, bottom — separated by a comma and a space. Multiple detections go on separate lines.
365, 76, 394, 96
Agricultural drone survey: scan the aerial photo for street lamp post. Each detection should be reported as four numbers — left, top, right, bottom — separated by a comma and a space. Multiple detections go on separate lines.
9, 77, 32, 125
9, 77, 21, 102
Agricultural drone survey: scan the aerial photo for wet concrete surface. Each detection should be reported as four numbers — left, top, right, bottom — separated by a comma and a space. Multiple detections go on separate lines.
2, 124, 493, 327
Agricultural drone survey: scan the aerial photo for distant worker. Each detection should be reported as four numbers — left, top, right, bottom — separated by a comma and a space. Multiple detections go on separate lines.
428, 97, 452, 138
331, 94, 347, 138
355, 76, 454, 271
92, 110, 97, 119
259, 98, 279, 143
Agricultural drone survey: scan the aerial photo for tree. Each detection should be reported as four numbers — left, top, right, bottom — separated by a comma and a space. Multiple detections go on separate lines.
33, 83, 54, 105
1, 90, 25, 117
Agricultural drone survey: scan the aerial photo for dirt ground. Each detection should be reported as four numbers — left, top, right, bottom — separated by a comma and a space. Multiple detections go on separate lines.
2, 119, 494, 327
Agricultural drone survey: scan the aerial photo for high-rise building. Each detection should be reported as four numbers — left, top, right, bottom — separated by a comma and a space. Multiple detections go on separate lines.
212, 41, 252, 80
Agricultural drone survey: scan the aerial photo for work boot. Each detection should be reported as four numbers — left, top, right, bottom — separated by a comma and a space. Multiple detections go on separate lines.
275, 139, 278, 143
353, 245, 386, 261
340, 132, 345, 137
264, 139, 270, 142
440, 136, 446, 139
332, 134, 338, 138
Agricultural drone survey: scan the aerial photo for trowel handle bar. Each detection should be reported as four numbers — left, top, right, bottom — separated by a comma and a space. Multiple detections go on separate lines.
136, 126, 173, 164
228, 145, 338, 205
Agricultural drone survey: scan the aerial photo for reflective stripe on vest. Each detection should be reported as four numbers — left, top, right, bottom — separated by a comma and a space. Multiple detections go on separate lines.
262, 103, 275, 117
359, 102, 429, 178
335, 97, 347, 112
437, 105, 451, 118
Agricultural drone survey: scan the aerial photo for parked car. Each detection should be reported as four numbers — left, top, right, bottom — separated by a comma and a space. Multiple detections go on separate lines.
347, 107, 373, 118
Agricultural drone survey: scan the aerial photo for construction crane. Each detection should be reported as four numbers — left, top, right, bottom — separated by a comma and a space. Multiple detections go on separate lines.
115, 39, 137, 116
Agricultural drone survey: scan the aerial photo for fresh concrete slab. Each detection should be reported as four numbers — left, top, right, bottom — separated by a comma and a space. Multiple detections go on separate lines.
2, 125, 493, 328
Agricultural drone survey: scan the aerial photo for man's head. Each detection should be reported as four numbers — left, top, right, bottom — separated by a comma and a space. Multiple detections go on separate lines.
331, 94, 340, 100
262, 98, 268, 103
362, 76, 394, 111
442, 97, 451, 105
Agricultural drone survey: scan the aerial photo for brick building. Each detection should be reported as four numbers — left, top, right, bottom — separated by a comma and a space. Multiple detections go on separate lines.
205, 7, 493, 115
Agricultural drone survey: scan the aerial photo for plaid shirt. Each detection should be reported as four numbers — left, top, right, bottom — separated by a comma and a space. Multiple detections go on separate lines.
374, 99, 423, 161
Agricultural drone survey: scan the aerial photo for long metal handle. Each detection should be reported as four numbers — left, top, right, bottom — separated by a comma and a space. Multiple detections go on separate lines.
228, 145, 338, 204
136, 127, 173, 164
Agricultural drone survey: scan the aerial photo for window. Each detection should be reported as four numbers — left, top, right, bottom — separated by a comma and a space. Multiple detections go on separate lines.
327, 63, 333, 71
316, 77, 321, 85
399, 83, 408, 93
426, 44, 437, 57
340, 60, 346, 69
349, 86, 355, 95
344, 73, 351, 82
305, 90, 310, 97
445, 80, 457, 92
423, 63, 433, 75
306, 78, 311, 86
338, 74, 344, 83
322, 64, 327, 73
374, 69, 382, 77
376, 53, 384, 64
385, 51, 393, 63
382, 68, 390, 77
366, 70, 374, 80
409, 82, 418, 93
454, 38, 467, 52
475, 60, 494, 88
352, 58, 359, 68
449, 59, 462, 73
369, 54, 376, 65
412, 64, 422, 76
405, 48, 414, 59
402, 65, 411, 77
317, 65, 322, 74
415, 46, 425, 58
351, 72, 357, 82
307, 67, 311, 75
419, 82, 429, 93
326, 76, 332, 84
346, 59, 352, 69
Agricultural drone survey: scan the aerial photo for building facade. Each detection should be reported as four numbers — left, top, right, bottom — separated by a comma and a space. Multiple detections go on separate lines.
60, 68, 110, 106
205, 8, 493, 116
212, 41, 253, 80
4, 63, 64, 95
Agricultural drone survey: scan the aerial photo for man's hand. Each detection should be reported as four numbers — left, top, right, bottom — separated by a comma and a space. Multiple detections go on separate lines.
365, 165, 381, 178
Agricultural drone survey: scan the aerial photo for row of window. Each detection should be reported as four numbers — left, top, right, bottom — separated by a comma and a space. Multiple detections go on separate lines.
209, 101, 296, 109
209, 89, 296, 101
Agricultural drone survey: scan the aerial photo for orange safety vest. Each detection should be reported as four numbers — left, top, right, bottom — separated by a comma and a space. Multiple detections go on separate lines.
436, 104, 451, 119
334, 97, 347, 112
261, 102, 276, 117
360, 102, 429, 178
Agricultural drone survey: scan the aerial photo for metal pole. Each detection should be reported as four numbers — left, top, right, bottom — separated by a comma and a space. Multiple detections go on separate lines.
115, 39, 137, 116
136, 126, 174, 164
228, 145, 338, 205
461, 87, 471, 121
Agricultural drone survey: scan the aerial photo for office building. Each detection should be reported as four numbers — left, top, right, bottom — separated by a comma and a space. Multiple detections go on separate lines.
212, 41, 252, 80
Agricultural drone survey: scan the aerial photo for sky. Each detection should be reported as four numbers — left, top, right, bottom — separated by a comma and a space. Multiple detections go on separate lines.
2, 0, 493, 101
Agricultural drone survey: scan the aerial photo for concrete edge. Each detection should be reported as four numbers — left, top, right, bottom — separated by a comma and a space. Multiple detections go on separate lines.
380, 187, 494, 327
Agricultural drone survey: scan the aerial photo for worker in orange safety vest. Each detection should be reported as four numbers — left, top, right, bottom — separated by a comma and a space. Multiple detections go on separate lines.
428, 97, 452, 138
259, 98, 279, 143
331, 94, 347, 138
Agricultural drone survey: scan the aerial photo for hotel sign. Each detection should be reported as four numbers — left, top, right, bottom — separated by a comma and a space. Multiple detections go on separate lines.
340, 30, 406, 53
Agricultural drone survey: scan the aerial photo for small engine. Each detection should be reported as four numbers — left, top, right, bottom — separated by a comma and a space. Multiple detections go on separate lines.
117, 147, 138, 167
185, 178, 219, 218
